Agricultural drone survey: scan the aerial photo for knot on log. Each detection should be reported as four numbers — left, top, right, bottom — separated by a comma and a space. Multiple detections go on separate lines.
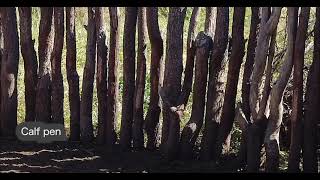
159, 86, 184, 119
195, 31, 213, 49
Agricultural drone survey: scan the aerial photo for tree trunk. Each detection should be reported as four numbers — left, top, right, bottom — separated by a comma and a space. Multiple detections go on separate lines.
0, 16, 3, 116
258, 27, 277, 127
180, 32, 212, 160
35, 7, 54, 123
288, 7, 310, 172
0, 7, 19, 137
0, 12, 2, 126
177, 7, 200, 158
160, 7, 198, 152
215, 7, 245, 159
66, 7, 80, 141
144, 7, 163, 150
249, 7, 281, 121
51, 7, 64, 125
132, 7, 147, 150
247, 7, 282, 172
95, 7, 108, 144
241, 7, 260, 121
161, 7, 186, 160
80, 7, 96, 142
261, 29, 277, 172
246, 8, 271, 172
200, 7, 229, 161
303, 7, 320, 173
120, 7, 137, 150
204, 7, 216, 37
18, 7, 38, 122
106, 7, 119, 147
238, 7, 260, 167
247, 117, 269, 172
161, 8, 192, 151
177, 7, 199, 110
264, 7, 298, 172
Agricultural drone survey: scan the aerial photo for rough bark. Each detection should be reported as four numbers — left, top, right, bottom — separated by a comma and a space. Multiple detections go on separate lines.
161, 9, 192, 151
247, 116, 269, 172
120, 7, 137, 150
288, 7, 310, 172
238, 7, 260, 167
0, 17, 3, 116
204, 7, 216, 37
160, 7, 198, 151
264, 7, 298, 172
200, 7, 229, 161
133, 7, 147, 150
66, 7, 80, 141
161, 7, 186, 160
258, 29, 276, 122
258, 28, 277, 171
250, 7, 282, 121
35, 7, 53, 123
303, 7, 320, 173
18, 7, 38, 122
80, 7, 96, 142
144, 7, 163, 150
247, 7, 282, 172
177, 7, 199, 110
0, 12, 2, 124
106, 7, 119, 147
95, 7, 108, 144
215, 7, 246, 159
0, 7, 19, 137
180, 32, 212, 160
51, 7, 64, 125
241, 7, 260, 121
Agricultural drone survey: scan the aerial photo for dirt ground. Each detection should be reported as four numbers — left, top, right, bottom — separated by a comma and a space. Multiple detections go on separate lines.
0, 139, 241, 173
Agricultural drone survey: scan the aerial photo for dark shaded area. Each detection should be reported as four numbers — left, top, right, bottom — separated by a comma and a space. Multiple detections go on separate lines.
0, 140, 243, 173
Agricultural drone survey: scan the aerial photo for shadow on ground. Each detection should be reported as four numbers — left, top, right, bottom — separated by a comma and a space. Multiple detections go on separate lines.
0, 139, 240, 173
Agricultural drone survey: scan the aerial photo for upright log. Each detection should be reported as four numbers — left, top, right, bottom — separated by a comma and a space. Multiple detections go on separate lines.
237, 7, 260, 167
303, 7, 320, 173
80, 7, 96, 142
18, 7, 38, 122
106, 7, 119, 147
204, 7, 216, 37
180, 32, 212, 160
247, 8, 282, 172
288, 7, 310, 172
133, 7, 147, 150
66, 7, 80, 141
95, 7, 108, 144
215, 7, 246, 158
0, 15, 2, 119
35, 7, 54, 123
51, 7, 65, 125
161, 7, 186, 160
200, 7, 229, 161
264, 7, 298, 172
0, 7, 19, 137
241, 7, 260, 121
144, 7, 163, 150
120, 7, 137, 150
177, 7, 199, 110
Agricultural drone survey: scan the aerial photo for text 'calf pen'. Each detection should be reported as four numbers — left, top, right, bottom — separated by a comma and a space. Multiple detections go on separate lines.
0, 7, 319, 173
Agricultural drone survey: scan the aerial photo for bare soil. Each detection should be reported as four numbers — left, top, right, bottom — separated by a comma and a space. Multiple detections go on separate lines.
0, 139, 240, 173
